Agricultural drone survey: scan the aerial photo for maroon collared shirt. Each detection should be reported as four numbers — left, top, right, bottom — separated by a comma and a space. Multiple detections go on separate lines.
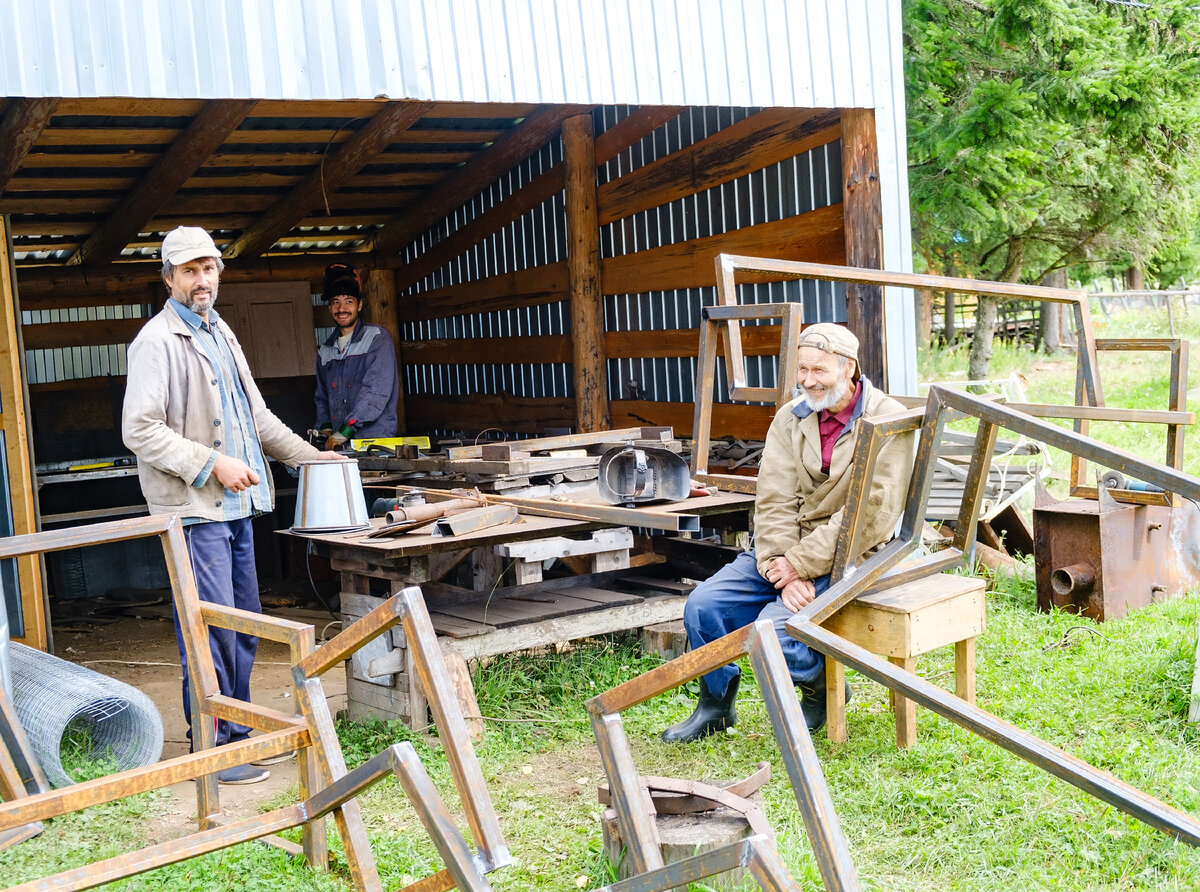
817, 380, 863, 473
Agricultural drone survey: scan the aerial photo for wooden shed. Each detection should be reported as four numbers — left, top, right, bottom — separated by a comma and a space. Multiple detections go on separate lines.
0, 0, 916, 648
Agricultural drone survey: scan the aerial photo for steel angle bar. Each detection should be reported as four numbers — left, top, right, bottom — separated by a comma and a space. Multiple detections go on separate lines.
747, 625, 859, 891
480, 492, 701, 533
791, 620, 1200, 847
590, 710, 663, 876
593, 834, 803, 892
432, 504, 518, 537
931, 386, 1200, 502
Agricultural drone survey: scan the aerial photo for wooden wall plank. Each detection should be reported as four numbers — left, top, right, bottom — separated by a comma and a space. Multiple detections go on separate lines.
402, 334, 571, 366
363, 268, 407, 435
0, 99, 60, 192
594, 107, 687, 165
405, 394, 573, 434
393, 166, 566, 294
597, 108, 840, 226
564, 115, 608, 432
600, 203, 845, 295
609, 399, 775, 440
397, 263, 568, 323
0, 217, 45, 650
604, 325, 785, 359
21, 317, 147, 351
227, 101, 434, 259
840, 108, 885, 387
69, 100, 258, 267
368, 104, 593, 257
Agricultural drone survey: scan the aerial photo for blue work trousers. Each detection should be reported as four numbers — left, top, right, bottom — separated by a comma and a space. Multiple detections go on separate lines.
173, 517, 260, 746
683, 549, 830, 699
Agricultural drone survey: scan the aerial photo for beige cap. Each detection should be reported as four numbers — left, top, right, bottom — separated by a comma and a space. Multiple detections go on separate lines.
161, 226, 221, 265
798, 322, 859, 363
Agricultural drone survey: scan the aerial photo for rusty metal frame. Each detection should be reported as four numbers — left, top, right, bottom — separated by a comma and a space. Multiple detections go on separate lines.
695, 256, 1193, 506
586, 621, 860, 891
0, 515, 509, 891
592, 832, 802, 892
785, 385, 1200, 849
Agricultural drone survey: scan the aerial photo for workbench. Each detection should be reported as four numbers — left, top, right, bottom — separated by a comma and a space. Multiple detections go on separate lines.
282, 491, 753, 728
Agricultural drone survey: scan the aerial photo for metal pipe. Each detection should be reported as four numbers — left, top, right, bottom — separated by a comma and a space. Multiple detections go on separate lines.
1051, 563, 1096, 598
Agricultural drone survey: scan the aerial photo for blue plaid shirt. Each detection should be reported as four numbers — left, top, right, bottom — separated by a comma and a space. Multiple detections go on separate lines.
169, 300, 271, 522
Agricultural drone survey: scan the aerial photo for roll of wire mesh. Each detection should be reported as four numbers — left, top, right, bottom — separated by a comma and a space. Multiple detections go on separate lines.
9, 642, 163, 787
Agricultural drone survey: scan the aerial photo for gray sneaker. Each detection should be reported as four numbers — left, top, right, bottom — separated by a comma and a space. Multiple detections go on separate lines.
251, 750, 296, 767
217, 763, 270, 785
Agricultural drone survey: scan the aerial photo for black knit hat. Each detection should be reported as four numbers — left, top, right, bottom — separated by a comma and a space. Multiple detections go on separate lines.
322, 262, 362, 302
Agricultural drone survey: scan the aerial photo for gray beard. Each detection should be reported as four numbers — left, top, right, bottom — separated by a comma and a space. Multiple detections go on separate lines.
183, 288, 216, 315
796, 374, 849, 412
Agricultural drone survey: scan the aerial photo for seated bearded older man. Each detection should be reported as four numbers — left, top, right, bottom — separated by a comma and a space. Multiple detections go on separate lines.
663, 322, 915, 742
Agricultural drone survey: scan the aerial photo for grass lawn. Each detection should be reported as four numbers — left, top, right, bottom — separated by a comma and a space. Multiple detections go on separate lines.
3, 301, 1199, 890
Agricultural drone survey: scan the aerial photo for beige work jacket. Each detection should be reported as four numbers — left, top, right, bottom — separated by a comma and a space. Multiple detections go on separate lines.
122, 301, 321, 520
753, 377, 915, 581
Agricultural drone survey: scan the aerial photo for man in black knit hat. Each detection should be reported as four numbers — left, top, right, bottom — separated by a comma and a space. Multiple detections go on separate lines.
313, 262, 399, 449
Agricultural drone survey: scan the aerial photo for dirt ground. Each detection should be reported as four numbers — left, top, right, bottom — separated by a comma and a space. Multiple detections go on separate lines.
52, 606, 346, 840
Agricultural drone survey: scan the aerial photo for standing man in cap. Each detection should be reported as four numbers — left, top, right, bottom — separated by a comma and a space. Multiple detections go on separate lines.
313, 262, 399, 450
123, 226, 342, 784
662, 322, 915, 742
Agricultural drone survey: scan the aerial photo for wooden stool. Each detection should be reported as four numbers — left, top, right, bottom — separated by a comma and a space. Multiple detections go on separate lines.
821, 572, 986, 747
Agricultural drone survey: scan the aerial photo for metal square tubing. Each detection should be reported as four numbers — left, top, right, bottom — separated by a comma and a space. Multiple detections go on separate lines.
587, 621, 859, 891
592, 834, 802, 892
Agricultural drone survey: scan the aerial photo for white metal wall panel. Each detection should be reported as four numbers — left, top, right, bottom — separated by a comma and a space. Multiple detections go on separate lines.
0, 0, 916, 391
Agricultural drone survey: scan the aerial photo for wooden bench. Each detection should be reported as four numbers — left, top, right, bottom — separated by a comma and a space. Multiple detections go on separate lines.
821, 573, 986, 748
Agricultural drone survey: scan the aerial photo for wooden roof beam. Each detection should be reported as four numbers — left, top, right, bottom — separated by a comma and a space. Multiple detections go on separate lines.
366, 104, 594, 258
67, 100, 257, 267
224, 100, 434, 260
0, 99, 58, 193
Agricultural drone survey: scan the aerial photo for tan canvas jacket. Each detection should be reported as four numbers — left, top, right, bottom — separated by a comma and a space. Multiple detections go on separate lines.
122, 301, 321, 521
753, 377, 915, 581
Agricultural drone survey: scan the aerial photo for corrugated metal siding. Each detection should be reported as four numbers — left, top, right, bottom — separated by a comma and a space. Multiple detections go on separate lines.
21, 304, 149, 385
1, 0, 914, 391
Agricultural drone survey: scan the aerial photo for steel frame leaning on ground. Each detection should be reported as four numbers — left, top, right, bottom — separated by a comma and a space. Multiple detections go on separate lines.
590, 385, 1200, 891
0, 514, 509, 892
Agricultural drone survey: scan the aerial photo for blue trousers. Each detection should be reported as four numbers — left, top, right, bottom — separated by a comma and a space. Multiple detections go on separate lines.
683, 549, 830, 699
173, 517, 260, 747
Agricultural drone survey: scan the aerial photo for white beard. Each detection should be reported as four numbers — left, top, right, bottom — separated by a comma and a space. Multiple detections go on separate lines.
797, 373, 850, 412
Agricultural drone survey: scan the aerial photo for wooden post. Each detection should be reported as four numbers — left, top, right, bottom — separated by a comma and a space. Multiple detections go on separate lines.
0, 217, 45, 650
362, 268, 407, 434
563, 114, 609, 433
840, 108, 886, 388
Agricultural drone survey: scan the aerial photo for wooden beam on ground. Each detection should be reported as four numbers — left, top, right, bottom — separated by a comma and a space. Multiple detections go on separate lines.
0, 217, 45, 650
840, 108, 886, 387
66, 100, 257, 267
367, 104, 593, 258
564, 115, 608, 433
225, 101, 433, 260
0, 99, 58, 193
363, 268, 407, 435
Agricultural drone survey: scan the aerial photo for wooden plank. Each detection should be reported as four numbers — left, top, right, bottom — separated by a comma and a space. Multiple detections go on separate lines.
604, 325, 784, 360
441, 594, 687, 663
403, 393, 574, 433
594, 107, 687, 165
840, 108, 885, 387
68, 100, 258, 267
600, 204, 845, 296
609, 399, 774, 440
564, 114, 608, 433
396, 262, 568, 323
226, 101, 434, 259
552, 586, 644, 607
363, 268, 407, 435
21, 316, 146, 351
427, 612, 495, 639
393, 165, 566, 294
431, 591, 609, 628
402, 333, 571, 365
598, 108, 840, 225
35, 126, 183, 146
0, 217, 45, 649
369, 104, 593, 257
0, 100, 59, 192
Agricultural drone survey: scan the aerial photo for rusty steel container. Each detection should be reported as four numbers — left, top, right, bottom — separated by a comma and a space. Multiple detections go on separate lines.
1032, 496, 1183, 622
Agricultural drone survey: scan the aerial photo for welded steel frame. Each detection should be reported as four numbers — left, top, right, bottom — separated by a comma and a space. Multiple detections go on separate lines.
592, 832, 802, 892
0, 515, 509, 891
697, 255, 1192, 505
586, 621, 860, 891
785, 385, 1200, 849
